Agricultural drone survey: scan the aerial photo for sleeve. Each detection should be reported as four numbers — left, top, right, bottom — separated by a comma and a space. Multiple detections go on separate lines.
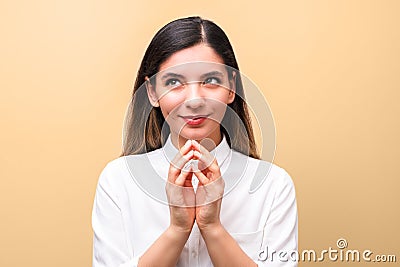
92, 164, 141, 267
255, 169, 298, 266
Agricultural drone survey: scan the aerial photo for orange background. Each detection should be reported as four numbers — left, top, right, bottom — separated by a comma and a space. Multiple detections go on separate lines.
1, 1, 399, 266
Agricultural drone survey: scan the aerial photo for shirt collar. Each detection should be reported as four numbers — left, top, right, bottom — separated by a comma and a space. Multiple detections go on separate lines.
162, 134, 232, 168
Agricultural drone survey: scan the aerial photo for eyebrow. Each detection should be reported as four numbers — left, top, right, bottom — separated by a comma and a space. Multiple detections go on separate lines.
160, 72, 185, 81
200, 71, 224, 79
160, 70, 225, 81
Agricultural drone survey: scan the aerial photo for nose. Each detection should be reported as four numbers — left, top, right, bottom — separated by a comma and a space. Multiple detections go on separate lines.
184, 82, 205, 109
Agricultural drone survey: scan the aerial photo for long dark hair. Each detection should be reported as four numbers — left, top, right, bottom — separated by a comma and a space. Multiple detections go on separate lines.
121, 16, 259, 159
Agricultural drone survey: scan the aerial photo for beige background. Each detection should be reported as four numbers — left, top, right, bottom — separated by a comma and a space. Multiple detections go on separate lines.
1, 0, 399, 266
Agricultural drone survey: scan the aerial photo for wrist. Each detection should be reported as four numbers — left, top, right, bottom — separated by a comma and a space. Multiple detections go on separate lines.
199, 221, 224, 239
168, 224, 193, 237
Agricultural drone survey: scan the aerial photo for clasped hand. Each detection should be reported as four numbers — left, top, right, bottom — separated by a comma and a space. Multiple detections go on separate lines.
166, 139, 225, 233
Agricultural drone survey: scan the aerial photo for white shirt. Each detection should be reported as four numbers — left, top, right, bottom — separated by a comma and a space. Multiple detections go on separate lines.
92, 135, 298, 267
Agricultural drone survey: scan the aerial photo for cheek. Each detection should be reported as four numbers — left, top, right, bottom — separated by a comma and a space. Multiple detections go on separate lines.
214, 106, 228, 122
209, 98, 229, 122
158, 94, 183, 117
214, 89, 233, 103
214, 90, 233, 106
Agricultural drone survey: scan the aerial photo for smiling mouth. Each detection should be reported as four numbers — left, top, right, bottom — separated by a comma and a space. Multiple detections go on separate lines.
179, 114, 211, 125
180, 114, 210, 119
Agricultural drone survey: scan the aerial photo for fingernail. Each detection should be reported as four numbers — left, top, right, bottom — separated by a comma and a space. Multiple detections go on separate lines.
185, 139, 191, 147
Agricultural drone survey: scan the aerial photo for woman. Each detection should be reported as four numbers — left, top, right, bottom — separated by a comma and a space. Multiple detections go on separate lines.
92, 16, 298, 267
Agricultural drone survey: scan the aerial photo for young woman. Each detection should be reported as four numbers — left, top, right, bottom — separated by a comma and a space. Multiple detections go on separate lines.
92, 16, 298, 267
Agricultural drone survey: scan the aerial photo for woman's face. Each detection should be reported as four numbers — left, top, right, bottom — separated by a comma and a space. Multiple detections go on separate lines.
147, 44, 235, 147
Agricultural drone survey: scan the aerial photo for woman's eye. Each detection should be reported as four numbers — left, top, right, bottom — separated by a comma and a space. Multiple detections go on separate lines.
165, 79, 182, 88
203, 77, 221, 86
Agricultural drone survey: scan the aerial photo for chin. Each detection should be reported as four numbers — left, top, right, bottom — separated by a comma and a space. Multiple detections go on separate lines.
180, 126, 219, 141
179, 130, 208, 141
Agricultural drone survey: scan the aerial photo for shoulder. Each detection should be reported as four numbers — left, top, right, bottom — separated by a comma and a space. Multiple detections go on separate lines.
96, 149, 164, 188
99, 156, 131, 178
96, 157, 126, 190
96, 153, 148, 189
230, 150, 295, 193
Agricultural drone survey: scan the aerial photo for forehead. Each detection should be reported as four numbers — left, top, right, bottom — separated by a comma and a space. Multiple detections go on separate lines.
159, 44, 224, 72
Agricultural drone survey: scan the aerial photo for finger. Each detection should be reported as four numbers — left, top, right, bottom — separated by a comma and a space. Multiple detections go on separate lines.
179, 139, 193, 155
195, 176, 225, 206
174, 167, 193, 186
191, 139, 210, 156
192, 140, 216, 165
172, 146, 194, 170
193, 150, 219, 173
183, 176, 193, 187
169, 150, 194, 181
193, 150, 211, 166
193, 169, 209, 185
172, 139, 193, 164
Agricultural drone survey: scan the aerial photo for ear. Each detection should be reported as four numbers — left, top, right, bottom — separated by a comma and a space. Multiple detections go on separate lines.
227, 71, 236, 104
145, 77, 160, 107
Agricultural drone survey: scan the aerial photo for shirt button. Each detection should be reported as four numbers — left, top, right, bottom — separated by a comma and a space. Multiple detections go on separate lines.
191, 251, 197, 257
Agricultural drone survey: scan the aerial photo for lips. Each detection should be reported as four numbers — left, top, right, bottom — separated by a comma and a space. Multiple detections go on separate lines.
180, 114, 210, 125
